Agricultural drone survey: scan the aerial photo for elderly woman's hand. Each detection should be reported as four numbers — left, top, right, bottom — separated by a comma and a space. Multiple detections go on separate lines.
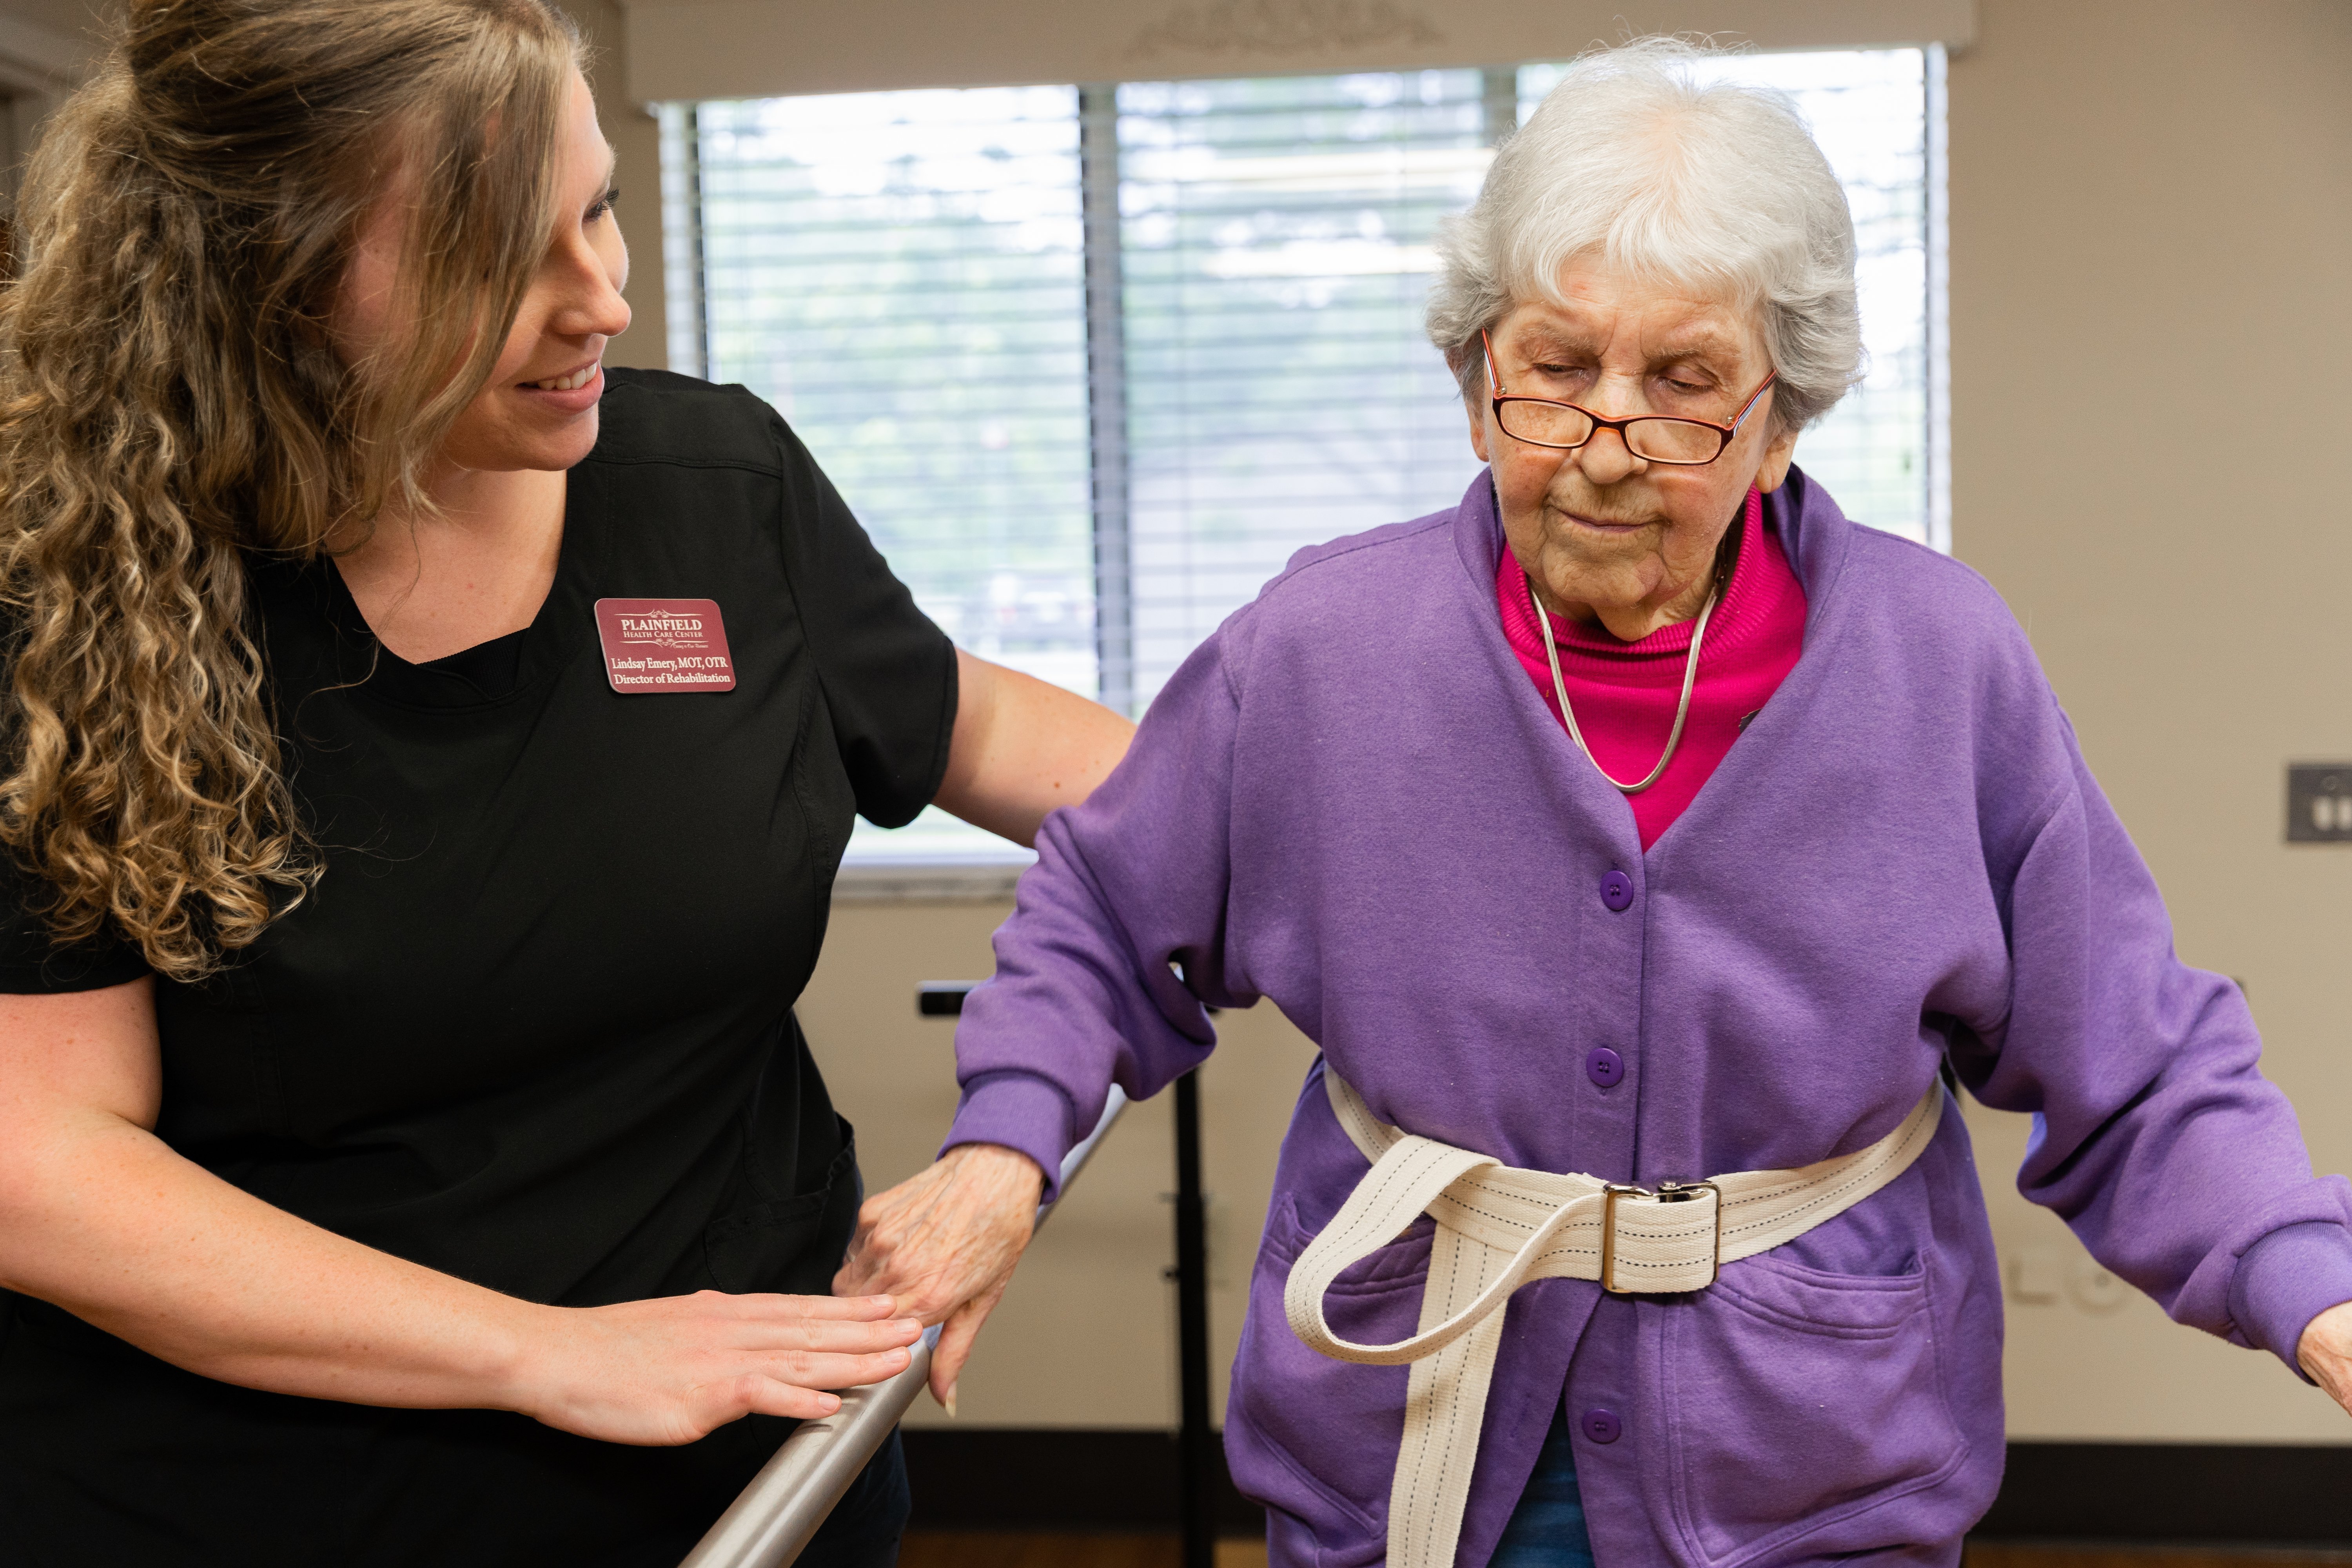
833, 1142, 1045, 1414
2299, 1301, 2352, 1416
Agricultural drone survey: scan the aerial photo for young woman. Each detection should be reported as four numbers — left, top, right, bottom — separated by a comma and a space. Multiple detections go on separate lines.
0, 4, 1131, 1564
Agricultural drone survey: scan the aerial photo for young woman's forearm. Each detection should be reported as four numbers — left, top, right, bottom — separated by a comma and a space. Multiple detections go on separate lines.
0, 1107, 542, 1408
0, 980, 920, 1445
933, 647, 1135, 847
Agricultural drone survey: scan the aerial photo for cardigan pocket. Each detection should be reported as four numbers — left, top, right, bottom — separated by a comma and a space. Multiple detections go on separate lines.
1653, 1253, 1966, 1568
1229, 1192, 1430, 1552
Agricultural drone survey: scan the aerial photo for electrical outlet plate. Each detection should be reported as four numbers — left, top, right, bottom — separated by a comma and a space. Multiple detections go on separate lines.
2285, 762, 2352, 843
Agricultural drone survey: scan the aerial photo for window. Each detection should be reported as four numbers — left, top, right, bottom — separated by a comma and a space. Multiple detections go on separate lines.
659, 49, 1949, 869
1116, 71, 1494, 708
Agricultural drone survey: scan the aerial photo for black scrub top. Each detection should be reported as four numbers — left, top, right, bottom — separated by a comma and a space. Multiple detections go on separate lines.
0, 370, 957, 1567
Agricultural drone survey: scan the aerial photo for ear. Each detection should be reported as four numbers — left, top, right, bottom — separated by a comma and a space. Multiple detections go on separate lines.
1465, 393, 1493, 466
1753, 417, 1800, 493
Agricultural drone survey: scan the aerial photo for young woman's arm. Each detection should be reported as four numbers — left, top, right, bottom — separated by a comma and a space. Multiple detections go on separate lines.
932, 648, 1136, 847
0, 978, 921, 1445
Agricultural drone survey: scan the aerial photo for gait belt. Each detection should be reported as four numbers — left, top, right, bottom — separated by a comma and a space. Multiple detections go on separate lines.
1284, 1068, 1943, 1568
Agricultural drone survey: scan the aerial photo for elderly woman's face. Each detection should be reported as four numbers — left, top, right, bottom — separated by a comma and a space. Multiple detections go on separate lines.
1470, 263, 1797, 641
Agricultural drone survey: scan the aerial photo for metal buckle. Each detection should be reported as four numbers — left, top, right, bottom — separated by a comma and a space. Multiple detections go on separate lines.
1599, 1180, 1722, 1294
1597, 1183, 1651, 1294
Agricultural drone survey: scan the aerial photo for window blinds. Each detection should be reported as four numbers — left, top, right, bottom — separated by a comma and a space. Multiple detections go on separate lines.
666, 88, 1100, 700
660, 51, 1942, 865
1116, 70, 1495, 706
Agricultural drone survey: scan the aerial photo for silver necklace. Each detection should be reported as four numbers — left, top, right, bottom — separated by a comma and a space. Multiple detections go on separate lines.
1529, 573, 1721, 795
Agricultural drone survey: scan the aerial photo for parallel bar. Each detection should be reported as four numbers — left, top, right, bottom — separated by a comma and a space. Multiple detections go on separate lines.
1172, 1070, 1215, 1568
678, 1087, 1131, 1568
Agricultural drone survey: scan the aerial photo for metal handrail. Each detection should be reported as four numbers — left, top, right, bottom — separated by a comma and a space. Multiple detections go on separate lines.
678, 1086, 1130, 1568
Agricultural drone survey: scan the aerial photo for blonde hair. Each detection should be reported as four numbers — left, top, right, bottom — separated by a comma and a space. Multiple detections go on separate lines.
0, 0, 582, 980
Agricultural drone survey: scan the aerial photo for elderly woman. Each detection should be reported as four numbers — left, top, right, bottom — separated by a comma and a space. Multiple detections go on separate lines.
840, 40, 2352, 1568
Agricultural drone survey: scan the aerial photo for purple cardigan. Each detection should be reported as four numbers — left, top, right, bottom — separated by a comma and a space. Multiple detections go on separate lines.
946, 470, 2352, 1568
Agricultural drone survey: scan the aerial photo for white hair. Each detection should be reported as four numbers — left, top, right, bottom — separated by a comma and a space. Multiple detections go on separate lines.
1427, 38, 1862, 431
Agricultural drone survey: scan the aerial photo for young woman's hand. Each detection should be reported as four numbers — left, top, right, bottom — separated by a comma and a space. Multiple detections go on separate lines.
511, 1291, 923, 1446
2300, 1300, 2352, 1418
832, 1143, 1046, 1414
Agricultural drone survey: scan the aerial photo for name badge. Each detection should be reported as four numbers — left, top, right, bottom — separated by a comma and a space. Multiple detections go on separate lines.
594, 598, 737, 693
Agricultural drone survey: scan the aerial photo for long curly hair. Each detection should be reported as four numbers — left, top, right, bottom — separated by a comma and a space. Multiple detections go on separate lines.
0, 0, 581, 980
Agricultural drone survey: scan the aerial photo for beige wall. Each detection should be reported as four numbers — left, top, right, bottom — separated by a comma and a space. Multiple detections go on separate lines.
1947, 0, 2352, 1440
0, 0, 101, 39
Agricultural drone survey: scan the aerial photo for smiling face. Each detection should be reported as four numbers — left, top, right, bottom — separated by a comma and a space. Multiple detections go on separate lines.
1468, 261, 1797, 641
335, 70, 631, 484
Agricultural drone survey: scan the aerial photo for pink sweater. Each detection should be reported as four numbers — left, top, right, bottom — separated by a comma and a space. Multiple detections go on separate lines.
1496, 488, 1808, 850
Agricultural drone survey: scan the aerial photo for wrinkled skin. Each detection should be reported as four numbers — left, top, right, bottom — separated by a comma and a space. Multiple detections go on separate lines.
1470, 262, 1796, 643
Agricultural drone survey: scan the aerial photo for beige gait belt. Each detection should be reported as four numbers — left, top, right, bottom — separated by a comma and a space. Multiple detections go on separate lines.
1285, 1068, 1945, 1568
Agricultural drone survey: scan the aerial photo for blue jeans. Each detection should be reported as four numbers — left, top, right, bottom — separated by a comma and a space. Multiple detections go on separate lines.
1488, 1405, 1596, 1568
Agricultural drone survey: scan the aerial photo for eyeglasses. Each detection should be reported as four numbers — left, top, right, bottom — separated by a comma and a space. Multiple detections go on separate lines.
1481, 329, 1777, 466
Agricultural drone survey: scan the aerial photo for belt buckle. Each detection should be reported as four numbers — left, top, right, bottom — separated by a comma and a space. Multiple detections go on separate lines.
1597, 1182, 1651, 1294
1654, 1180, 1724, 1290
1600, 1180, 1722, 1294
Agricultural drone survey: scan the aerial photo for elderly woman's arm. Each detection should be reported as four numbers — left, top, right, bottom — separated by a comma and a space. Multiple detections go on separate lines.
2304, 1309, 2352, 1404
838, 626, 1248, 1406
1950, 725, 2352, 1404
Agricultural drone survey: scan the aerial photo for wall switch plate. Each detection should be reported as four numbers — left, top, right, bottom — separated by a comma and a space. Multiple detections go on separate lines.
2286, 763, 2352, 842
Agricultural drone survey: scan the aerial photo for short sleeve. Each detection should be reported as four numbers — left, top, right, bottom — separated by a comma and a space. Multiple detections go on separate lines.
0, 848, 149, 993
769, 416, 958, 828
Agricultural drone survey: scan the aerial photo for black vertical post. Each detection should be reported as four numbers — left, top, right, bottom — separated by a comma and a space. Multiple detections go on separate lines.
1174, 1069, 1215, 1568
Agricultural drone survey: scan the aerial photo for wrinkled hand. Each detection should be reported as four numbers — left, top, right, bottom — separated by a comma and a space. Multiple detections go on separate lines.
514, 1290, 922, 1446
2299, 1300, 2352, 1416
833, 1142, 1045, 1413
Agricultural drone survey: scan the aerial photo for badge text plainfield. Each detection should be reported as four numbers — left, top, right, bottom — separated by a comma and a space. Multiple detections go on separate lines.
592, 598, 737, 693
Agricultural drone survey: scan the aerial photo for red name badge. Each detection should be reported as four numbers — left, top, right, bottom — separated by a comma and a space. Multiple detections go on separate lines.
594, 599, 736, 693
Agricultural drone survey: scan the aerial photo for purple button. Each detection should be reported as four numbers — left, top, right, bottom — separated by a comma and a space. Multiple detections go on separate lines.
1599, 870, 1635, 912
1584, 1047, 1624, 1089
1580, 1407, 1622, 1445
